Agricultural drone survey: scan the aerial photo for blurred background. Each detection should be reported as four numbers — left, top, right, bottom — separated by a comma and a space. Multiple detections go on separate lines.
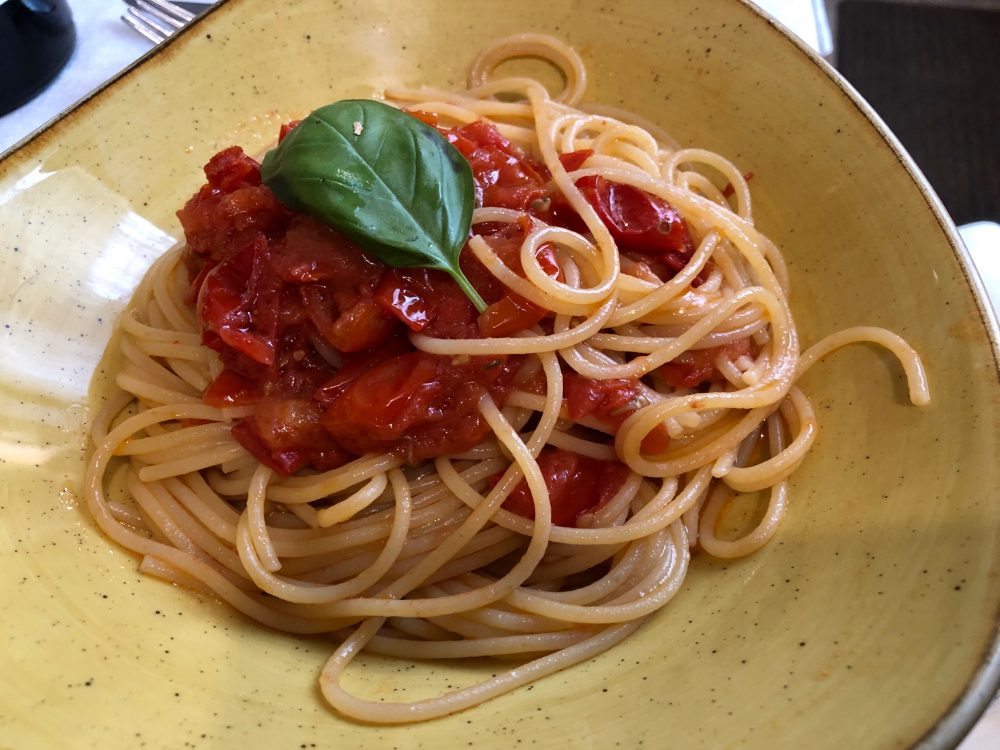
830, 0, 998, 226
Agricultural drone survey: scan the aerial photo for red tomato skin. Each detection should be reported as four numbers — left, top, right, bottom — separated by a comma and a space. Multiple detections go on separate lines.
539, 174, 696, 281
558, 149, 593, 173
202, 368, 260, 407
197, 240, 279, 366
477, 293, 546, 337
640, 427, 671, 455
469, 217, 562, 337
232, 405, 352, 476
562, 372, 671, 454
203, 146, 262, 191
502, 448, 630, 527
177, 147, 291, 262
445, 121, 548, 210
656, 338, 755, 389
578, 176, 692, 253
278, 120, 301, 142
406, 109, 439, 127
309, 293, 397, 354
319, 352, 445, 442
563, 373, 639, 422
374, 269, 434, 331
269, 216, 383, 289
317, 351, 519, 462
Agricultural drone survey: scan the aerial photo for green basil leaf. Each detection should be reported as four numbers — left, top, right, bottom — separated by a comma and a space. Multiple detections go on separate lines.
260, 100, 485, 311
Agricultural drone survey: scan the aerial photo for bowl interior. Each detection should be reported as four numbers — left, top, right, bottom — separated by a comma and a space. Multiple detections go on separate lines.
0, 0, 998, 747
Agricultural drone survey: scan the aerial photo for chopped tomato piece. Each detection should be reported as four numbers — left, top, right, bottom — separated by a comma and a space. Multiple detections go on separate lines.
563, 372, 670, 453
470, 218, 562, 337
203, 146, 262, 191
406, 109, 439, 127
311, 336, 412, 404
384, 267, 482, 340
445, 120, 548, 210
576, 175, 693, 261
541, 174, 696, 280
232, 400, 352, 476
558, 149, 593, 172
502, 448, 630, 527
535, 243, 562, 279
232, 419, 308, 475
299, 277, 396, 354
269, 215, 383, 288
477, 293, 546, 337
317, 351, 518, 462
374, 268, 435, 332
564, 373, 639, 422
656, 338, 755, 389
320, 353, 444, 442
656, 350, 717, 389
640, 426, 671, 454
325, 297, 397, 353
197, 240, 280, 366
177, 147, 291, 261
278, 120, 302, 142
202, 368, 260, 407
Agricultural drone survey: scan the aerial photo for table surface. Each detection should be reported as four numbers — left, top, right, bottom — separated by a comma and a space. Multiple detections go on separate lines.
0, 1, 997, 747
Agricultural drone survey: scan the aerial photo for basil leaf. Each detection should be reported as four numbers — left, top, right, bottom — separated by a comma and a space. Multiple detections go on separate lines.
260, 100, 485, 312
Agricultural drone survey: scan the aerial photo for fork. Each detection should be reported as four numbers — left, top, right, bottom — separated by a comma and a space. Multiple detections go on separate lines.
121, 0, 196, 44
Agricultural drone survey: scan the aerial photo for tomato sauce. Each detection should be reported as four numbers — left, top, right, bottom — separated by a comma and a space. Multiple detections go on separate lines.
177, 118, 712, 525
655, 338, 756, 389
501, 448, 630, 527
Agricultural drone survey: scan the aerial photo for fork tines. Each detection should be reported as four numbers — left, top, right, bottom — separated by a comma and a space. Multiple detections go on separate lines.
122, 0, 196, 44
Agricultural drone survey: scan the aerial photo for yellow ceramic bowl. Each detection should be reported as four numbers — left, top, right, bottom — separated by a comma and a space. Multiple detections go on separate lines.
1, 1, 998, 747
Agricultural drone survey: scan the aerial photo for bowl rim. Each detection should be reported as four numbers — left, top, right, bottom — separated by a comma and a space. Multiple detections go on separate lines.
1, 0, 998, 745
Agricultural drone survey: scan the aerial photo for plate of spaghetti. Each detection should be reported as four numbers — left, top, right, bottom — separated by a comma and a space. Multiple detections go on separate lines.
1, 1, 998, 748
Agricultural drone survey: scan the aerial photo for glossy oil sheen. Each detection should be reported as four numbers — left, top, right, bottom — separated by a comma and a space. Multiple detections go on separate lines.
0, 1, 998, 747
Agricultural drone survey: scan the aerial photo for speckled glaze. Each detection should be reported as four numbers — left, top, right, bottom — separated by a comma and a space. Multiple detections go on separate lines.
1, 0, 998, 747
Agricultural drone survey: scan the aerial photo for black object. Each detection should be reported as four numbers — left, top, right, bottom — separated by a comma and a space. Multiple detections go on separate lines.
0, 0, 76, 117
837, 0, 1000, 225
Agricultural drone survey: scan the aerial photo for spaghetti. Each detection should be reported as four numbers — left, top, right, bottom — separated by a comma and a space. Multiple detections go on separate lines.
85, 33, 929, 723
